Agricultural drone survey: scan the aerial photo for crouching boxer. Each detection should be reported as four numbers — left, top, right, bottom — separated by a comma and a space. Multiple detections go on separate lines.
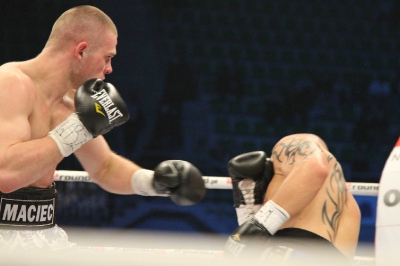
225, 134, 361, 265
0, 5, 205, 252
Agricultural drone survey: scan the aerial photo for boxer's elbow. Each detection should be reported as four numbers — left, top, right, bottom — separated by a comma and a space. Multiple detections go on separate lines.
0, 169, 19, 193
312, 162, 329, 185
301, 159, 328, 187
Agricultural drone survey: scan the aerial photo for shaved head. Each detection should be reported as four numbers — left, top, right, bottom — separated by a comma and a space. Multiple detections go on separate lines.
45, 5, 117, 50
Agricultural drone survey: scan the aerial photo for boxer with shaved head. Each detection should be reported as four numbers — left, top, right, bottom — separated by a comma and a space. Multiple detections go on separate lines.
226, 133, 361, 265
0, 5, 205, 251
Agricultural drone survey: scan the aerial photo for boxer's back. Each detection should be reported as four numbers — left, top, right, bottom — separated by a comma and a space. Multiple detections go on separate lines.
266, 133, 361, 260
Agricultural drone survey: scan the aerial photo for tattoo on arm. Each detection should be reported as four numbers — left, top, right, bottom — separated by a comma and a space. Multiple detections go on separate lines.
327, 154, 334, 163
321, 158, 347, 242
272, 138, 317, 165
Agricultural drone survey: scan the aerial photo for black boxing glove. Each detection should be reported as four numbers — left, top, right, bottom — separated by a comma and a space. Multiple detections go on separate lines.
49, 79, 129, 157
225, 217, 272, 258
130, 160, 206, 206
228, 151, 274, 225
75, 78, 130, 137
226, 200, 290, 258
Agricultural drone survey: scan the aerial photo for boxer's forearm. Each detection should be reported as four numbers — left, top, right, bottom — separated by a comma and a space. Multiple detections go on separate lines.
75, 137, 141, 194
75, 136, 206, 205
271, 159, 328, 216
93, 155, 141, 195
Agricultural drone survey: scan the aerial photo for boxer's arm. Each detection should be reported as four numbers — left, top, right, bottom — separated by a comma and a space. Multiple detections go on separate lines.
269, 137, 328, 217
74, 136, 140, 194
75, 138, 206, 206
0, 72, 63, 192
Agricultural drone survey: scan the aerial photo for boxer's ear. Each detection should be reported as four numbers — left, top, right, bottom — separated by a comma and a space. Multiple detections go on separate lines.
75, 42, 88, 59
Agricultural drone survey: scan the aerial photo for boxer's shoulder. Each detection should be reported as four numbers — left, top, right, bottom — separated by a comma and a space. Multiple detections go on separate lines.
0, 63, 36, 101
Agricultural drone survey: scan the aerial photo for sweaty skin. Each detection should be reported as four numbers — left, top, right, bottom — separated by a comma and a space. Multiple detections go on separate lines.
265, 133, 361, 261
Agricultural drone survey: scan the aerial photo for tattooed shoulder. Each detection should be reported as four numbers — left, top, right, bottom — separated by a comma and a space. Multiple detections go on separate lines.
327, 154, 335, 163
272, 137, 318, 165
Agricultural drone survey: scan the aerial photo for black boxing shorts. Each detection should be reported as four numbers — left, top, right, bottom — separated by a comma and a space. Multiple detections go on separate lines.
0, 183, 57, 230
262, 228, 350, 265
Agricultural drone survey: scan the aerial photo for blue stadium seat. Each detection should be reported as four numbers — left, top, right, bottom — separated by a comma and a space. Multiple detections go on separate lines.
214, 116, 231, 134
233, 119, 251, 136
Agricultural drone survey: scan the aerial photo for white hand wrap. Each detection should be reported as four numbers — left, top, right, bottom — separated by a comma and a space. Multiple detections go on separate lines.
236, 204, 262, 226
254, 200, 290, 235
48, 113, 93, 157
131, 169, 168, 196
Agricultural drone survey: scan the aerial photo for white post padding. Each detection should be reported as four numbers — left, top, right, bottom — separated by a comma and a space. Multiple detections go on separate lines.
375, 138, 400, 265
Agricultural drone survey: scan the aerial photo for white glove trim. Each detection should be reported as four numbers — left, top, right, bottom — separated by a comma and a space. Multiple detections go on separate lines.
236, 204, 262, 226
239, 179, 256, 205
235, 179, 262, 225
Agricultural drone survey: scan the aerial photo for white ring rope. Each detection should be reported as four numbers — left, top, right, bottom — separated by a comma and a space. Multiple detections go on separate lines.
53, 170, 379, 196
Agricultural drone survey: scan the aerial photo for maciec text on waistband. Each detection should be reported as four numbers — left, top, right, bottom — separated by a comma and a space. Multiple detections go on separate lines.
0, 198, 55, 228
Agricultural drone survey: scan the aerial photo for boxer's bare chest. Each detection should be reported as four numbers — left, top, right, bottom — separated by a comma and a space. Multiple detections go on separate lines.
29, 90, 74, 140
